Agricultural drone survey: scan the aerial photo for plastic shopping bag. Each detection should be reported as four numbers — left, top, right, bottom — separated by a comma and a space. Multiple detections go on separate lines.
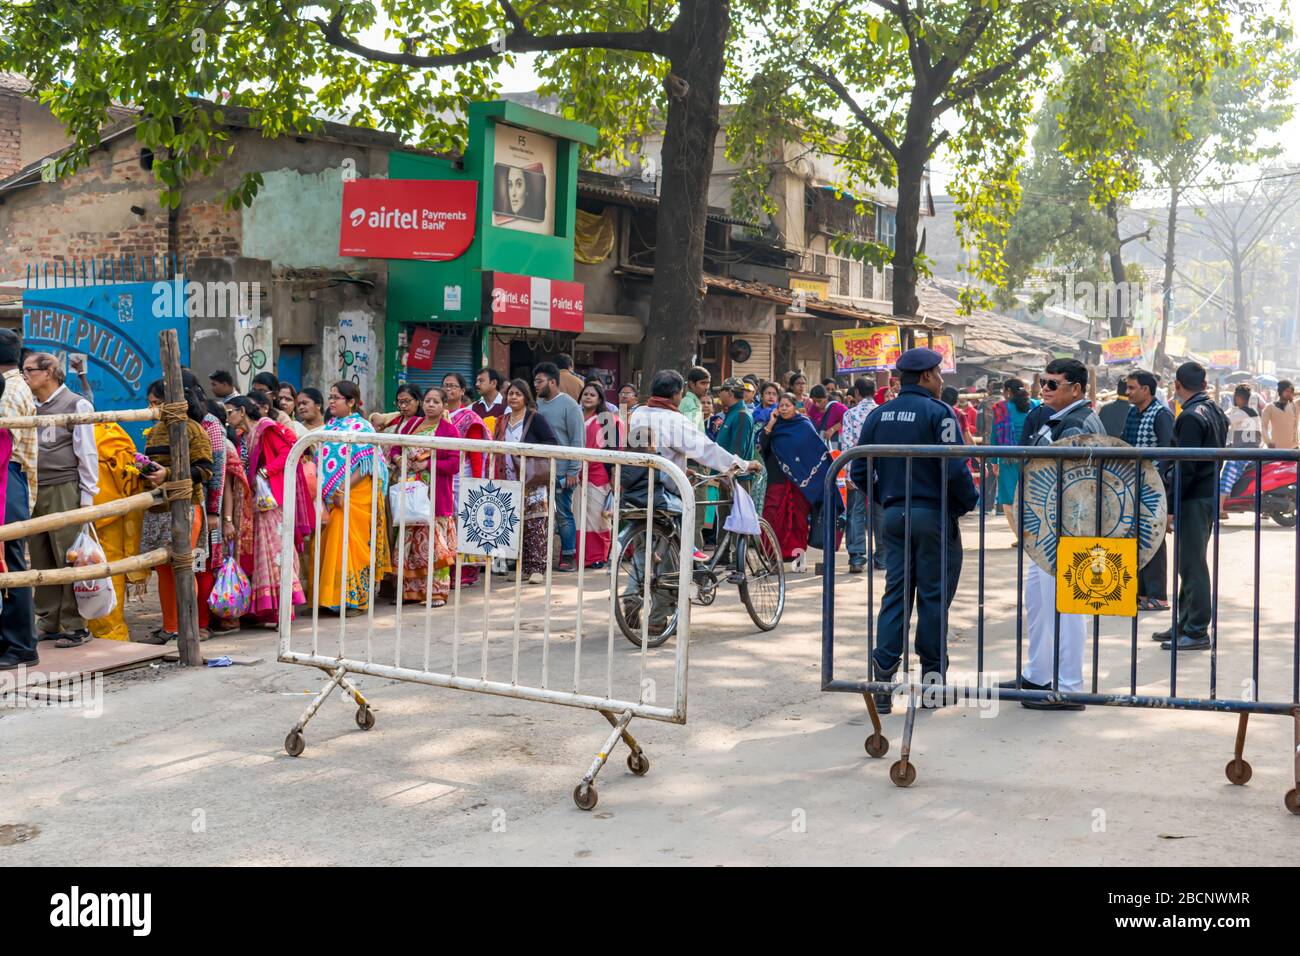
723, 483, 761, 537
208, 556, 251, 620
389, 477, 432, 526
254, 472, 277, 512
68, 524, 117, 621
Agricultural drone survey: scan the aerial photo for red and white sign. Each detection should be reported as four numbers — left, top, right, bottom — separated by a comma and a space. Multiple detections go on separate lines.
406, 327, 439, 371
489, 272, 584, 332
339, 179, 476, 261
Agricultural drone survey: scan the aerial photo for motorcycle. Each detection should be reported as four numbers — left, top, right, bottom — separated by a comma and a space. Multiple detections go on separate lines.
1221, 460, 1298, 527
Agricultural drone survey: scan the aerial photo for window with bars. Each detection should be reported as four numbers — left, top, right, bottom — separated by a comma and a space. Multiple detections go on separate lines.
837, 258, 850, 296
884, 265, 894, 301
813, 253, 826, 276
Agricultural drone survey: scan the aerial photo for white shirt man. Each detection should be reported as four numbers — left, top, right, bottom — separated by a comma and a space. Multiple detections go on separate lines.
1007, 362, 1104, 710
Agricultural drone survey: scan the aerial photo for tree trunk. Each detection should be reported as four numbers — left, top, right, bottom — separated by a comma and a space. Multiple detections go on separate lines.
1231, 247, 1250, 367
641, 0, 730, 377
1155, 187, 1180, 369
1105, 200, 1128, 338
891, 138, 928, 317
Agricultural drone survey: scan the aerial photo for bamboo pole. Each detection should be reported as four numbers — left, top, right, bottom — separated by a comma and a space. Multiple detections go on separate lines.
160, 330, 201, 666
0, 490, 162, 543
0, 407, 159, 430
0, 549, 169, 588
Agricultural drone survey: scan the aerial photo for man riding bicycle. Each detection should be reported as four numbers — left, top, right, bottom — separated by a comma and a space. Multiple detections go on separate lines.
621, 370, 762, 634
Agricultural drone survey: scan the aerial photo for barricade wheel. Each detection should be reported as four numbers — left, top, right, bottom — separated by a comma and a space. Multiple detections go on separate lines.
573, 784, 598, 811
1285, 789, 1300, 815
356, 706, 376, 731
864, 734, 889, 758
1224, 758, 1252, 785
889, 760, 916, 787
284, 731, 306, 758
627, 752, 650, 776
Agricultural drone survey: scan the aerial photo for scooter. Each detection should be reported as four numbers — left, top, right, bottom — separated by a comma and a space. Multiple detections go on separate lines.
1221, 460, 1298, 527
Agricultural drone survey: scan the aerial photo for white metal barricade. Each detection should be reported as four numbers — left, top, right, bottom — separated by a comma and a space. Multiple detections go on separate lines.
275, 430, 695, 810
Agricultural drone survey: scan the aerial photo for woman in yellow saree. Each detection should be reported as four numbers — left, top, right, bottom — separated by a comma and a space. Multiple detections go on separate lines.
88, 422, 146, 641
316, 381, 391, 613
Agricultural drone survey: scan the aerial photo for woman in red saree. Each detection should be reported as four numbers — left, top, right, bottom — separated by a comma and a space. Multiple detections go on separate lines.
578, 380, 620, 568
228, 396, 306, 624
442, 372, 489, 587
391, 388, 460, 606
758, 394, 812, 563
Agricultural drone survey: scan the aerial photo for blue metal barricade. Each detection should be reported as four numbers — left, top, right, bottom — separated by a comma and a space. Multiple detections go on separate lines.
823, 442, 1300, 815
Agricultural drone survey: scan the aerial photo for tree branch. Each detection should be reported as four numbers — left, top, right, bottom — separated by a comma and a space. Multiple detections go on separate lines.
1118, 229, 1150, 247
931, 27, 1053, 118
312, 7, 668, 68
805, 63, 901, 162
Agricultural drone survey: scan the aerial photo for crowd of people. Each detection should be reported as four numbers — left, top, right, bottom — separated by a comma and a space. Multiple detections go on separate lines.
1, 328, 1294, 685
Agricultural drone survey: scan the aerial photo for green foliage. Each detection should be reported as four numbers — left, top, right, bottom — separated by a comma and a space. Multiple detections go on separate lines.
0, 1, 676, 207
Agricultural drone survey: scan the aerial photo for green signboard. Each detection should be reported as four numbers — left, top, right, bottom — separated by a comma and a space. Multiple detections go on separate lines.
385, 101, 597, 405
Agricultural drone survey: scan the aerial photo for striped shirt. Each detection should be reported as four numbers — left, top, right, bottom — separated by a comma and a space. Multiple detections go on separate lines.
1, 367, 39, 495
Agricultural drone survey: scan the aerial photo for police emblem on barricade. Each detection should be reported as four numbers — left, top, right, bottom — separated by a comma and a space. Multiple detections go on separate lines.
1056, 536, 1137, 616
457, 477, 522, 559
1019, 435, 1167, 575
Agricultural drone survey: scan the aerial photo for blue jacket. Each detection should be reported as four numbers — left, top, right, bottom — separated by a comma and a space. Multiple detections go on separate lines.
849, 384, 979, 515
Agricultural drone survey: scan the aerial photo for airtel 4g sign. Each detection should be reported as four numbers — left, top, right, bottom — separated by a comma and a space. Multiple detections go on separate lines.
339, 179, 477, 261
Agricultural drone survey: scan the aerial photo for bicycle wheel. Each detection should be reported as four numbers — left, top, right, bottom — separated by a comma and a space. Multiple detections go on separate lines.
738, 519, 785, 631
613, 525, 682, 648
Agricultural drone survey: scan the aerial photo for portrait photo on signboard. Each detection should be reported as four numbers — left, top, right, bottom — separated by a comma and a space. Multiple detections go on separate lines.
492, 123, 556, 235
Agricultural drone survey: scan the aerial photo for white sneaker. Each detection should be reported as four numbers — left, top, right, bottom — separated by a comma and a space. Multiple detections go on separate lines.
790, 552, 807, 573
528, 572, 545, 585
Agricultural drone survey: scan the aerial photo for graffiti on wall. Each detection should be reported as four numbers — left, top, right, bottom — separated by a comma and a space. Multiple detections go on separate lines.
327, 311, 373, 406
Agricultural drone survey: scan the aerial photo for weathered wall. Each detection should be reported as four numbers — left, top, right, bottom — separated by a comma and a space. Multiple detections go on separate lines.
2, 112, 392, 395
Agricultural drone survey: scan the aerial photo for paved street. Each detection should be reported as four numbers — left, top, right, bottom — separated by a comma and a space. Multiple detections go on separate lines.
2, 515, 1297, 865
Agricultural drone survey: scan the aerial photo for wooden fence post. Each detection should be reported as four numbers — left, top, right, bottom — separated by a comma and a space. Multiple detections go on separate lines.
160, 330, 201, 666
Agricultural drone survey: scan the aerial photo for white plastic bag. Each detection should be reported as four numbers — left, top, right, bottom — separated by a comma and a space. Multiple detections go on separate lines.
254, 472, 277, 512
68, 524, 117, 622
723, 483, 761, 537
389, 477, 432, 526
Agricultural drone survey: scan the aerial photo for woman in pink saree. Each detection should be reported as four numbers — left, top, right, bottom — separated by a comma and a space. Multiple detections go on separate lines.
227, 396, 309, 624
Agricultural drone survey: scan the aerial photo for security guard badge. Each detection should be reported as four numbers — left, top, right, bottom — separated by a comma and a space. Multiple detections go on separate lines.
1056, 536, 1137, 617
457, 478, 522, 559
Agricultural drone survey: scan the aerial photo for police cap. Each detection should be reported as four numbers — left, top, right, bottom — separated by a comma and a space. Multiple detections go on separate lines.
895, 347, 943, 373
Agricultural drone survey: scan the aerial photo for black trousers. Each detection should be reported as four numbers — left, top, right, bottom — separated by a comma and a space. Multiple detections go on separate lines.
1175, 497, 1214, 639
1139, 539, 1167, 601
872, 505, 962, 679
0, 463, 35, 658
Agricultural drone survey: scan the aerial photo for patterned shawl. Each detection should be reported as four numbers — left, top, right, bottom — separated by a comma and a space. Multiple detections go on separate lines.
768, 413, 834, 505
320, 414, 388, 501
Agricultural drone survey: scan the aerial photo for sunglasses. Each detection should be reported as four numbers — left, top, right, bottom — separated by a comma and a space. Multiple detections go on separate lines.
1041, 378, 1063, 391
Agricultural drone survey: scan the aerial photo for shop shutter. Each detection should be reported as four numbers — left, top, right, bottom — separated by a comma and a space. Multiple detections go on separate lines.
731, 334, 773, 381
399, 324, 478, 394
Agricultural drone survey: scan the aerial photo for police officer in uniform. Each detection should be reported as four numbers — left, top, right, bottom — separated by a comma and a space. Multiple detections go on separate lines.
850, 348, 979, 713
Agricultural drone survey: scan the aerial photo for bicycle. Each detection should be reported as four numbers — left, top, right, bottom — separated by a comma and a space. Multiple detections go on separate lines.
612, 471, 786, 647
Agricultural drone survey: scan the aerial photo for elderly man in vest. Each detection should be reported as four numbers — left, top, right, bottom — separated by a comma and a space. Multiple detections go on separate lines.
25, 352, 99, 648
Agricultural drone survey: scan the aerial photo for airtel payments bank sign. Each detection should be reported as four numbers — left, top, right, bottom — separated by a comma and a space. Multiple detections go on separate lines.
338, 179, 477, 260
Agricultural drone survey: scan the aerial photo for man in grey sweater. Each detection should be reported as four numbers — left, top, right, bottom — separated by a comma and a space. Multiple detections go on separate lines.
533, 362, 585, 571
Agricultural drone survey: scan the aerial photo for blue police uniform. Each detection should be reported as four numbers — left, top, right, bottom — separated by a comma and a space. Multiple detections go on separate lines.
848, 350, 979, 686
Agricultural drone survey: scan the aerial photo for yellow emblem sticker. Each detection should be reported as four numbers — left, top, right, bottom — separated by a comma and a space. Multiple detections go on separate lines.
1056, 536, 1137, 617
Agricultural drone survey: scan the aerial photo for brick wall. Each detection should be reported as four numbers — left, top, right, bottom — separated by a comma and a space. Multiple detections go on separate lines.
0, 136, 243, 278
175, 201, 242, 260
0, 94, 21, 180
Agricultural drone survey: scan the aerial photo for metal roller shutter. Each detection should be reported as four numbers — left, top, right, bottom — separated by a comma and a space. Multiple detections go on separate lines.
731, 334, 773, 381
400, 324, 478, 393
